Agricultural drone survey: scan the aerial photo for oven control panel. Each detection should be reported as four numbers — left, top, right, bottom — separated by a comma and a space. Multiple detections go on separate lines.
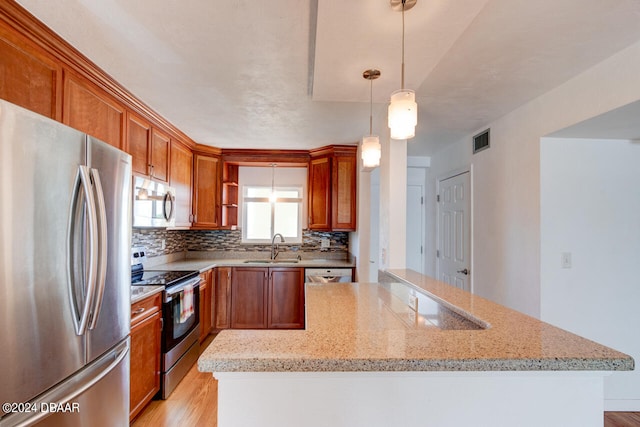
131, 246, 148, 266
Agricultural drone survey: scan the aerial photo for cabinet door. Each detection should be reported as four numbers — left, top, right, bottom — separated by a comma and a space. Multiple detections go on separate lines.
215, 267, 232, 329
0, 23, 61, 120
129, 302, 161, 421
198, 273, 212, 344
308, 156, 331, 230
230, 267, 268, 329
150, 127, 170, 182
193, 153, 221, 228
62, 72, 125, 149
332, 153, 357, 230
126, 112, 151, 176
169, 140, 193, 227
268, 268, 305, 329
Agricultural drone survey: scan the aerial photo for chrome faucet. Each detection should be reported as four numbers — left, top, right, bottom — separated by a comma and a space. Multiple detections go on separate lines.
271, 233, 285, 260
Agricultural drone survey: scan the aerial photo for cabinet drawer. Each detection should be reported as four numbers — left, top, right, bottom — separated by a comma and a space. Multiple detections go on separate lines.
131, 293, 162, 327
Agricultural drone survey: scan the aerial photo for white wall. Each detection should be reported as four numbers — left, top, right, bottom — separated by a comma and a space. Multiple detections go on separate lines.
540, 137, 640, 410
425, 39, 640, 318
379, 138, 407, 270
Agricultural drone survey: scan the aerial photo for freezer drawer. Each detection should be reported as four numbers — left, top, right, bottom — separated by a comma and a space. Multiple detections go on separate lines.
0, 339, 130, 427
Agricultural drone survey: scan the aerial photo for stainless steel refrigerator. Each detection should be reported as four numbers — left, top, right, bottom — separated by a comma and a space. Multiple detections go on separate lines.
0, 99, 131, 426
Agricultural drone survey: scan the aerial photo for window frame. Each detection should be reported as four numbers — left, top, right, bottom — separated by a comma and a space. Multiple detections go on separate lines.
241, 185, 303, 244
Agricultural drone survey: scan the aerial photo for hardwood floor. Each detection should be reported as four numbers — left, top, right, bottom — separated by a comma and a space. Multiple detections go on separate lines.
131, 335, 639, 427
605, 412, 640, 427
131, 335, 218, 427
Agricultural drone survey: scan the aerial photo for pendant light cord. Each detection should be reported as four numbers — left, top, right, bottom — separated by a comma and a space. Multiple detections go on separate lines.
369, 78, 373, 135
271, 163, 275, 196
401, 0, 406, 90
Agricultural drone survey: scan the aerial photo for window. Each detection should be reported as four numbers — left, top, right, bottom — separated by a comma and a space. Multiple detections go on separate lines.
242, 186, 303, 243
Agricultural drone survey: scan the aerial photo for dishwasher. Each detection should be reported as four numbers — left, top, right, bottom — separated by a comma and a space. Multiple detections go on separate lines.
305, 268, 353, 283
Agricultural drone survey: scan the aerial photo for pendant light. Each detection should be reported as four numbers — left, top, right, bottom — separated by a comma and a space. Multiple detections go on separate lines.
362, 69, 381, 170
388, 0, 417, 140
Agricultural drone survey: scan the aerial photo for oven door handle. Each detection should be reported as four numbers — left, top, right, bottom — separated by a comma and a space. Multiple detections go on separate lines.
164, 277, 201, 302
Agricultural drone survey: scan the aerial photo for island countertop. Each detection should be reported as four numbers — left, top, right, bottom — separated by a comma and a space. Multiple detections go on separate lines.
198, 269, 634, 373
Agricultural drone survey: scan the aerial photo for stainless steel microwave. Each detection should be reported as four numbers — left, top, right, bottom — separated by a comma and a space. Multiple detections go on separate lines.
133, 176, 176, 228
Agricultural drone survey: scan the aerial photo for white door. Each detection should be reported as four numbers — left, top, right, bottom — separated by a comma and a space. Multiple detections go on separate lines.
437, 171, 471, 291
406, 184, 424, 273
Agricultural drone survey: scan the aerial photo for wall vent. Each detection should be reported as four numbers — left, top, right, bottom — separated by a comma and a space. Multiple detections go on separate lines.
473, 128, 490, 154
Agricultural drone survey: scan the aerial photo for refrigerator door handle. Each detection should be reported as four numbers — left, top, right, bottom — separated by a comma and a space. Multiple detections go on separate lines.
67, 166, 99, 336
0, 340, 129, 427
88, 168, 108, 330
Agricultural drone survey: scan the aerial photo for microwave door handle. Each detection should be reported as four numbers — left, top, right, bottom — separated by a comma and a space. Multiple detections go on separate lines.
88, 168, 108, 330
67, 166, 99, 336
163, 192, 175, 221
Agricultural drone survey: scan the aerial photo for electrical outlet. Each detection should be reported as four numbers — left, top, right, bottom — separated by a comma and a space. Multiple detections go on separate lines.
561, 252, 572, 268
408, 294, 418, 312
321, 238, 330, 248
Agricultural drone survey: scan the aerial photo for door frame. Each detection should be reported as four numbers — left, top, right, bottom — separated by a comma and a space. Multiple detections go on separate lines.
436, 166, 473, 292
407, 167, 427, 274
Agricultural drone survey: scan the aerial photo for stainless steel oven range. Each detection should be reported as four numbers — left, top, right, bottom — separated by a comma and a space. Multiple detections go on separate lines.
131, 258, 201, 399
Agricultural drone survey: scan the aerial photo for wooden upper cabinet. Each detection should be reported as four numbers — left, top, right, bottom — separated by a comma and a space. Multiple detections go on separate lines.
0, 23, 61, 120
308, 156, 332, 230
170, 140, 193, 228
308, 146, 357, 231
126, 112, 170, 183
127, 112, 151, 176
62, 71, 125, 149
332, 152, 357, 231
150, 128, 170, 182
192, 152, 221, 228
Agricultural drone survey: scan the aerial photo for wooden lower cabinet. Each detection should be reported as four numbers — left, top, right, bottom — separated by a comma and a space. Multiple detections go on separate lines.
268, 267, 305, 329
227, 267, 305, 330
199, 270, 213, 344
230, 267, 268, 329
215, 267, 232, 329
129, 293, 162, 422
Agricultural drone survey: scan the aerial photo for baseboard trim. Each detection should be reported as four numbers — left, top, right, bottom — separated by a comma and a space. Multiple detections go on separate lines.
605, 399, 640, 411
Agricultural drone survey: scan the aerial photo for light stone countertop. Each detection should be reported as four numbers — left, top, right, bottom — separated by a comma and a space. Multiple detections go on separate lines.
198, 269, 634, 373
130, 285, 163, 304
148, 258, 355, 273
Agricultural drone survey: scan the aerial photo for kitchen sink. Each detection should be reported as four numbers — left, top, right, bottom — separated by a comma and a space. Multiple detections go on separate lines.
243, 259, 299, 264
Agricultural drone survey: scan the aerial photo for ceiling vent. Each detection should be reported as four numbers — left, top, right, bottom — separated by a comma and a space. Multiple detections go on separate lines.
473, 128, 490, 154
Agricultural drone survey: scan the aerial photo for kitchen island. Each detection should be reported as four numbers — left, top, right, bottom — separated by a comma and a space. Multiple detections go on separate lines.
198, 269, 633, 427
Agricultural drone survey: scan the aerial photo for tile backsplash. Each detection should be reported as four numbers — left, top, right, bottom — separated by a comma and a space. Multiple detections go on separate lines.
132, 228, 349, 258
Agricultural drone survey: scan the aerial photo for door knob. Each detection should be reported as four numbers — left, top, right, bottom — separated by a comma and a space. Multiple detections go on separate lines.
457, 268, 469, 275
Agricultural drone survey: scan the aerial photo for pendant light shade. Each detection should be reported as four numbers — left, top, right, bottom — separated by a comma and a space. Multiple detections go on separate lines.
361, 135, 381, 168
388, 0, 418, 140
388, 89, 417, 140
361, 69, 382, 170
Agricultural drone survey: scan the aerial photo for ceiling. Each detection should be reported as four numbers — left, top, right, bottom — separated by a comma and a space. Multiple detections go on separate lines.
16, 0, 640, 156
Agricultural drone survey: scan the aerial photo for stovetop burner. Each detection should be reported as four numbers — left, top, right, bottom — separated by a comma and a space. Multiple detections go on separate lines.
131, 270, 199, 287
